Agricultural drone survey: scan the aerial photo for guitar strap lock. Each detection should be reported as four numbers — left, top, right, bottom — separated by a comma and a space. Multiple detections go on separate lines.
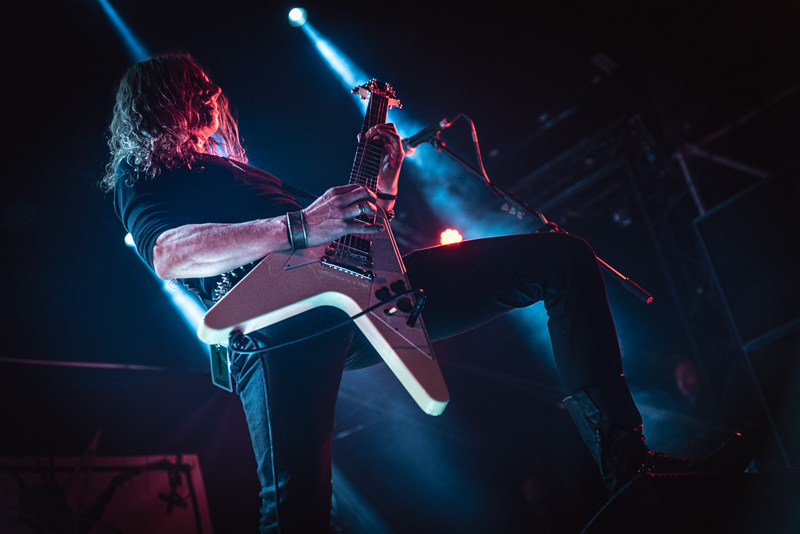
209, 343, 232, 392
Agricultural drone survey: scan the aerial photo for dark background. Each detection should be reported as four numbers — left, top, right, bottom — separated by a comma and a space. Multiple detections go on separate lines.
2, 1, 798, 532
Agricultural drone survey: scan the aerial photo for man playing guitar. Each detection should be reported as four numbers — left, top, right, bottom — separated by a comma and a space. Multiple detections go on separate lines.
105, 53, 751, 533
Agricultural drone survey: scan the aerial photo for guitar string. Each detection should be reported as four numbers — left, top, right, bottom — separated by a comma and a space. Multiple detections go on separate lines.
340, 89, 376, 254
339, 89, 387, 256
350, 95, 385, 255
337, 86, 388, 258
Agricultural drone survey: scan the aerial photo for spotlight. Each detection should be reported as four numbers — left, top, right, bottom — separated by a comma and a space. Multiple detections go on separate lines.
288, 7, 307, 27
124, 233, 135, 247
440, 229, 463, 245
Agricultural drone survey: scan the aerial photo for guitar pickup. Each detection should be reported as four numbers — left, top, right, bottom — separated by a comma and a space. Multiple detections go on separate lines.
325, 243, 373, 266
321, 256, 374, 280
326, 250, 373, 266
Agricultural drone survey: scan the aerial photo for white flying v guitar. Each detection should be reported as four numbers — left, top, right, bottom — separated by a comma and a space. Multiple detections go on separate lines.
197, 80, 449, 416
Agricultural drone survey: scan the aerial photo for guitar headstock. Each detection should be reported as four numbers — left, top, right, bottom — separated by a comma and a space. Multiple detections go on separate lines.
352, 79, 402, 109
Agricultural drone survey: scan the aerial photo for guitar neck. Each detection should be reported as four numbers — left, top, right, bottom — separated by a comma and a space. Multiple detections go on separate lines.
348, 85, 391, 192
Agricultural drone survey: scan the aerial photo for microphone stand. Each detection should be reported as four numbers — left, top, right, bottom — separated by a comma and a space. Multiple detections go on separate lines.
427, 135, 654, 304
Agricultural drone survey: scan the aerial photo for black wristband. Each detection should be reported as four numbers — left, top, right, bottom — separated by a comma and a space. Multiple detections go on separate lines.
376, 191, 397, 201
286, 211, 308, 250
285, 212, 293, 250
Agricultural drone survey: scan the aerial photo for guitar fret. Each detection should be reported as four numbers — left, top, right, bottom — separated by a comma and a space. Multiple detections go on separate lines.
337, 80, 394, 255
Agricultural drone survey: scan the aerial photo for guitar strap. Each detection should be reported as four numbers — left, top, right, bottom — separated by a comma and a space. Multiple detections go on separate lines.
278, 181, 319, 202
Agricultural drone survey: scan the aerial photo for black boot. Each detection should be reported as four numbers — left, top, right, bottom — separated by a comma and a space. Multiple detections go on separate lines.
563, 374, 754, 495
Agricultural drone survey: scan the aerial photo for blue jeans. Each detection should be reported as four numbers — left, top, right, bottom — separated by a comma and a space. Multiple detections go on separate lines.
228, 232, 623, 532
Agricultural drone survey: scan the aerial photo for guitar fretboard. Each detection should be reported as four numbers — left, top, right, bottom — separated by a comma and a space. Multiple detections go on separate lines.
349, 90, 390, 191
330, 82, 393, 261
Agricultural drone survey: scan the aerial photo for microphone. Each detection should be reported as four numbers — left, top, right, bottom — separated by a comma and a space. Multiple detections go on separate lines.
401, 116, 458, 152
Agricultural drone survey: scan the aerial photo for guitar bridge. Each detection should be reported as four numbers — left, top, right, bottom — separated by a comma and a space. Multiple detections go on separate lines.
321, 256, 374, 280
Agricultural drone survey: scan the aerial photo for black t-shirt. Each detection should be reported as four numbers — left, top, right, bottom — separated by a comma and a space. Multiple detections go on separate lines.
114, 154, 302, 302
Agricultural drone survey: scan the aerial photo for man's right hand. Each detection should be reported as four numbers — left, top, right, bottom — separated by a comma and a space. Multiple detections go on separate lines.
302, 184, 384, 248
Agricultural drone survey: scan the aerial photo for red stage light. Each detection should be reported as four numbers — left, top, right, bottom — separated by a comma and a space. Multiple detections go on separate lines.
440, 229, 463, 245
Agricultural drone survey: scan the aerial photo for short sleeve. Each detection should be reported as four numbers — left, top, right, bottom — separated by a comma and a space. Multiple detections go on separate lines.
113, 160, 192, 271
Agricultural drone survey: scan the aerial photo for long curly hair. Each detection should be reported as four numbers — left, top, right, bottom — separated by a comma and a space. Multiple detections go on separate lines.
101, 52, 247, 191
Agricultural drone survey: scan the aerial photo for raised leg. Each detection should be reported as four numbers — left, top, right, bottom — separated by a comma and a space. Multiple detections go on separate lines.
404, 231, 622, 395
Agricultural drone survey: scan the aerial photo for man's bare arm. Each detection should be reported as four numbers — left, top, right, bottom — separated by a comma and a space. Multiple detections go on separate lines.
152, 185, 384, 280
153, 218, 288, 280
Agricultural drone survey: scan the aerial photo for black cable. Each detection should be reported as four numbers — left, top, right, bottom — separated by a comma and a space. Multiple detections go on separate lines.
535, 221, 564, 234
228, 289, 426, 354
454, 113, 552, 229
455, 113, 500, 198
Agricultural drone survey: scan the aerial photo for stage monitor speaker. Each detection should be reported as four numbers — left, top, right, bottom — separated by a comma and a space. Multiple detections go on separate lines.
694, 170, 800, 347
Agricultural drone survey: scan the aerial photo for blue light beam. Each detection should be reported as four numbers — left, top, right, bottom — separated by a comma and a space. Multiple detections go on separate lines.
125, 234, 210, 359
95, 0, 150, 62
300, 23, 369, 108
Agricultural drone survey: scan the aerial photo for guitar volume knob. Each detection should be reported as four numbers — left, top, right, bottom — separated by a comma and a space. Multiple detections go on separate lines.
390, 280, 406, 294
397, 298, 413, 313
